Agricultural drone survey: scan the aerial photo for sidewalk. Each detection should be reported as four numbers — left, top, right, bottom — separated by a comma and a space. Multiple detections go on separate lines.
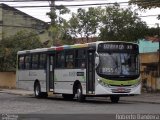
0, 88, 160, 104
121, 93, 160, 104
0, 88, 33, 96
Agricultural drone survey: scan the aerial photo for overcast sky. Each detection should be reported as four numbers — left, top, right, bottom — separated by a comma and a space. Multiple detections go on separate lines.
0, 0, 160, 27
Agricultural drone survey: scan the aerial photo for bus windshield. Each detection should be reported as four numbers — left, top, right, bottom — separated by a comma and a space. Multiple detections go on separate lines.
97, 52, 139, 79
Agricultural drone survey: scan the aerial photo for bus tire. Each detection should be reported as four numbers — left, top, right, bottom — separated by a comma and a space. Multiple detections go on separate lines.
34, 82, 42, 98
42, 92, 48, 98
62, 94, 74, 100
110, 96, 120, 103
77, 85, 85, 102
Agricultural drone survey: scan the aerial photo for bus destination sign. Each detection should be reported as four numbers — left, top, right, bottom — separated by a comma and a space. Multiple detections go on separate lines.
98, 43, 138, 52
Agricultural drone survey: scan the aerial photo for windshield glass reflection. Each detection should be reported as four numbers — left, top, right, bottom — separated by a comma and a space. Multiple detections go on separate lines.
97, 53, 139, 77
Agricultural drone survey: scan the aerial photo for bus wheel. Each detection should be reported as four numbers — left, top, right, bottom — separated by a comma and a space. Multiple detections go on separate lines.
76, 85, 85, 102
110, 96, 120, 103
42, 92, 48, 98
62, 94, 74, 100
34, 82, 42, 98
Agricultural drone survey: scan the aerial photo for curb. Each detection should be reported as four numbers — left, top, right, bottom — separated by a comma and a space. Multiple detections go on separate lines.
120, 99, 160, 104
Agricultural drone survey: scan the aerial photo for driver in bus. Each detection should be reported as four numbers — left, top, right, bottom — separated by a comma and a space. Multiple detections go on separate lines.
67, 61, 73, 68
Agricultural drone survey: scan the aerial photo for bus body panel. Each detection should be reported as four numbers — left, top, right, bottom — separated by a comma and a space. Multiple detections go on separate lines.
54, 69, 87, 94
17, 70, 47, 92
94, 72, 141, 95
95, 83, 141, 95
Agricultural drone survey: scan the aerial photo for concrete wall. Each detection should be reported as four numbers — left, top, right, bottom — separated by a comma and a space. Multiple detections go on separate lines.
140, 52, 160, 91
140, 52, 159, 64
0, 72, 16, 88
0, 4, 50, 42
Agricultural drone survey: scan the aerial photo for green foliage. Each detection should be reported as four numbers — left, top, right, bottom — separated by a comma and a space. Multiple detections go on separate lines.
47, 5, 72, 45
129, 0, 160, 19
68, 5, 148, 42
146, 27, 160, 36
56, 5, 70, 15
0, 30, 42, 72
98, 5, 148, 42
47, 4, 149, 44
47, 5, 70, 25
68, 7, 102, 42
48, 22, 73, 45
129, 0, 160, 9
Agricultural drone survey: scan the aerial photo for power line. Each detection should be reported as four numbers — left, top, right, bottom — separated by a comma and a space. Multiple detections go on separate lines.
0, 0, 159, 9
139, 14, 160, 17
1, 2, 129, 8
0, 0, 159, 25
1, 0, 159, 8
3, 9, 159, 18
0, 0, 50, 2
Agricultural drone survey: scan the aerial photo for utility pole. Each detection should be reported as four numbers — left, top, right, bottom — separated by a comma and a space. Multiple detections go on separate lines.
49, 0, 56, 45
50, 0, 56, 25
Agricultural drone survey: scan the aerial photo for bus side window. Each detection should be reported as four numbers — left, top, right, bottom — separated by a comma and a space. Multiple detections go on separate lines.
66, 50, 74, 68
25, 55, 31, 69
19, 56, 25, 69
32, 54, 39, 69
39, 54, 47, 69
75, 49, 86, 68
56, 52, 65, 68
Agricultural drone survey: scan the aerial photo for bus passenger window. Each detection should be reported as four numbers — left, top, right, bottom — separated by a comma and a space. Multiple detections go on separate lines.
39, 54, 46, 69
75, 49, 86, 68
66, 51, 74, 68
67, 61, 73, 68
56, 52, 65, 68
32, 54, 39, 69
25, 55, 31, 69
19, 56, 25, 69
81, 62, 85, 68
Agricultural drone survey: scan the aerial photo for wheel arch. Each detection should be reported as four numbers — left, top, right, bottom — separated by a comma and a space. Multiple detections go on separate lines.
73, 80, 82, 94
34, 79, 40, 90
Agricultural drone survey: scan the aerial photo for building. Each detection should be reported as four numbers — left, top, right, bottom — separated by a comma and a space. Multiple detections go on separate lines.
139, 39, 159, 53
138, 39, 160, 92
0, 3, 50, 43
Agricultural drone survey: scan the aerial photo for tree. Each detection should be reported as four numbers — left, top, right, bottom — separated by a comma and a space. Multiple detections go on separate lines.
129, 0, 160, 19
68, 7, 103, 43
47, 5, 73, 45
0, 30, 42, 71
129, 0, 160, 9
99, 4, 148, 42
48, 20, 73, 45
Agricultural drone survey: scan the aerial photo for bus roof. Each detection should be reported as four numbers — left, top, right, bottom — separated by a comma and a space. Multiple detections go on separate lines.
17, 41, 137, 55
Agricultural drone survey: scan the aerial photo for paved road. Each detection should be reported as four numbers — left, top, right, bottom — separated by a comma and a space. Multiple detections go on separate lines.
0, 92, 160, 114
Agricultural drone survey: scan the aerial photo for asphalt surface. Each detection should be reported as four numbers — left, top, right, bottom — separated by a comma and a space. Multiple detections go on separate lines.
0, 90, 160, 120
1, 88, 160, 104
0, 92, 160, 114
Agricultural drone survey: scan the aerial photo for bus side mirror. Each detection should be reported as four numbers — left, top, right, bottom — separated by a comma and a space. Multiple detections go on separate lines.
95, 53, 99, 68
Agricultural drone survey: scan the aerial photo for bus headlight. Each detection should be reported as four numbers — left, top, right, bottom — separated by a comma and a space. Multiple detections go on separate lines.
97, 78, 110, 87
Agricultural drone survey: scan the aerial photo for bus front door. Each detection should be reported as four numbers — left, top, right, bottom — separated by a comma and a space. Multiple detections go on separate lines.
47, 54, 55, 92
87, 50, 95, 94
